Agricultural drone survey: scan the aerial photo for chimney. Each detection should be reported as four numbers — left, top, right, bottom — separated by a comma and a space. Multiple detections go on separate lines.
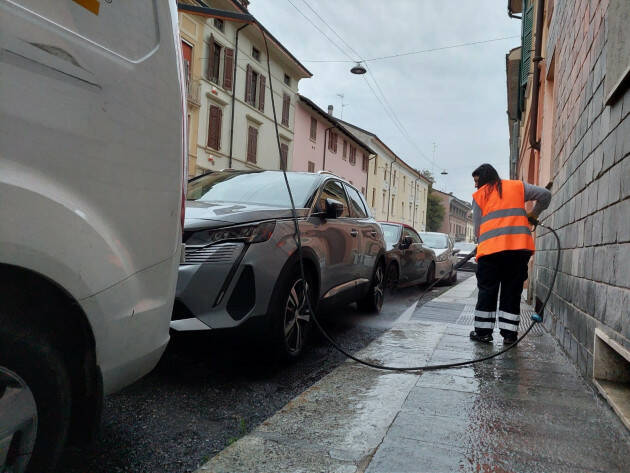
327, 105, 333, 116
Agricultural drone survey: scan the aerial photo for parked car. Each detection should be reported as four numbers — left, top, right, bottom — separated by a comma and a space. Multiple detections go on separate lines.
172, 170, 387, 359
380, 222, 436, 288
418, 232, 459, 284
453, 241, 478, 272
0, 2, 185, 472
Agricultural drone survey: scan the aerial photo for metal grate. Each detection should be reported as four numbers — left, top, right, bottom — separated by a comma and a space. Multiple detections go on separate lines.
183, 242, 243, 264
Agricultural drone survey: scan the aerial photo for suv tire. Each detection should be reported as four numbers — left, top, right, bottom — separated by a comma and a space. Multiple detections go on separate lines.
358, 260, 385, 313
270, 264, 316, 360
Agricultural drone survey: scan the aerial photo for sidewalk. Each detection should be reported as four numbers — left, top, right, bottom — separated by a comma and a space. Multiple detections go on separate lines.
196, 277, 630, 473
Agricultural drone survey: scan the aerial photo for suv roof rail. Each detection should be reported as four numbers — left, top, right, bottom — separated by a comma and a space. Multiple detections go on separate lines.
220, 168, 237, 172
317, 170, 337, 176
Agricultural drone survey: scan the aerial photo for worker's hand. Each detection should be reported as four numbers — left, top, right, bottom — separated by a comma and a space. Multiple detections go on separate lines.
526, 212, 539, 226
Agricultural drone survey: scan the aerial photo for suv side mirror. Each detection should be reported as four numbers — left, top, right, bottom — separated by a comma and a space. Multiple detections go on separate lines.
325, 198, 344, 219
452, 248, 460, 255
400, 236, 413, 250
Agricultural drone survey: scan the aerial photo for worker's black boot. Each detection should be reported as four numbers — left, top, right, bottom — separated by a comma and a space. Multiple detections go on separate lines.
469, 331, 493, 343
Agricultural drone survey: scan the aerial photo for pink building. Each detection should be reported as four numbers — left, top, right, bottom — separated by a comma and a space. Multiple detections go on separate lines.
292, 95, 374, 196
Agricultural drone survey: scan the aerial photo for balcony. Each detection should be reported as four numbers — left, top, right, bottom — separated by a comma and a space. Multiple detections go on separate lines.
186, 79, 201, 108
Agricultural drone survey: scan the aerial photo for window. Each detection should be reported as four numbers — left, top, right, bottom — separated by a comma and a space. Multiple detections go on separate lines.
245, 65, 265, 111
328, 131, 338, 152
361, 186, 365, 196
349, 145, 356, 165
391, 197, 395, 215
317, 180, 349, 217
247, 125, 258, 163
401, 202, 405, 218
206, 36, 234, 91
207, 104, 222, 150
403, 228, 422, 245
207, 37, 222, 83
252, 46, 260, 61
382, 191, 386, 213
284, 73, 291, 86
373, 156, 377, 174
181, 41, 192, 91
403, 176, 406, 188
282, 94, 290, 126
393, 170, 397, 183
308, 161, 315, 173
342, 140, 347, 159
409, 202, 412, 219
309, 117, 317, 140
384, 165, 388, 182
372, 188, 376, 207
345, 184, 368, 218
280, 143, 289, 170
213, 18, 224, 32
362, 153, 368, 171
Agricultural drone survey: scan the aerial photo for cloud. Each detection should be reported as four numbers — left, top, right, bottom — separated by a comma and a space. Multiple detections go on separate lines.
249, 0, 521, 202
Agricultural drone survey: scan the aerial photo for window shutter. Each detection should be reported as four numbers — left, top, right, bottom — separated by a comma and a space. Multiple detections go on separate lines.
343, 140, 347, 158
223, 48, 234, 91
207, 105, 222, 150
282, 94, 290, 126
207, 35, 215, 80
309, 117, 316, 140
332, 133, 338, 153
520, 0, 534, 87
362, 153, 367, 171
258, 75, 266, 112
247, 126, 258, 163
245, 64, 253, 104
280, 143, 288, 170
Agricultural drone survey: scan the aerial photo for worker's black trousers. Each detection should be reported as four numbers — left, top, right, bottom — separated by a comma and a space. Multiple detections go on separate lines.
474, 250, 532, 338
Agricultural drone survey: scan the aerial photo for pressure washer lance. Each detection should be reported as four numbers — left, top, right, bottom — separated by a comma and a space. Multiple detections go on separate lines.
260, 29, 560, 372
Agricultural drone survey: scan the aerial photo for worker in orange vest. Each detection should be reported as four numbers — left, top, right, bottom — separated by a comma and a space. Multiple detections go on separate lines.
469, 163, 551, 344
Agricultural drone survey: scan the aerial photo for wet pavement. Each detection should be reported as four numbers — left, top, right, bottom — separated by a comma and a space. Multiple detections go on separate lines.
197, 277, 630, 473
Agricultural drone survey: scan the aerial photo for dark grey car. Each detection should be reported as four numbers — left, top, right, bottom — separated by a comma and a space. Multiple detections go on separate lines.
172, 171, 387, 359
380, 222, 436, 288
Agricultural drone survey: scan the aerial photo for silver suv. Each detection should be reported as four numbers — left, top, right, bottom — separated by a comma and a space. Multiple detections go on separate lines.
172, 171, 387, 359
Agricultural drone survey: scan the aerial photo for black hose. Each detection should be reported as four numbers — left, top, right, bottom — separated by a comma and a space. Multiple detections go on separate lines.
261, 27, 561, 372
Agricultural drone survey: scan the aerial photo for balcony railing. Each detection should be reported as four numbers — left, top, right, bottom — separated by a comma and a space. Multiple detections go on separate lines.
186, 79, 201, 108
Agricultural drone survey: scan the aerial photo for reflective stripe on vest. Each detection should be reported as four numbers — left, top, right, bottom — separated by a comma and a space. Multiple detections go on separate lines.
473, 180, 535, 258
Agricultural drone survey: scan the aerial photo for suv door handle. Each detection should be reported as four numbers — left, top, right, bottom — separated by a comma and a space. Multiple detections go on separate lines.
350, 230, 358, 237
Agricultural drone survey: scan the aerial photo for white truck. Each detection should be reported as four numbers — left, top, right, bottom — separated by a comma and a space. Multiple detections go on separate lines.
0, 1, 186, 471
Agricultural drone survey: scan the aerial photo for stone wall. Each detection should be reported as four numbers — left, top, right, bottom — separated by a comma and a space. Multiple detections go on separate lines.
534, 0, 630, 379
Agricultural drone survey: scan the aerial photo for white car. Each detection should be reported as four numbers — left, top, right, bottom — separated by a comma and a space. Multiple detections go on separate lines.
419, 232, 459, 284
0, 1, 186, 471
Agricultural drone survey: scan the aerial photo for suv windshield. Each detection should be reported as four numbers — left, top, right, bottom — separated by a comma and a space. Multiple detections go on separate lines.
188, 171, 320, 208
419, 233, 448, 249
454, 242, 476, 252
380, 224, 401, 249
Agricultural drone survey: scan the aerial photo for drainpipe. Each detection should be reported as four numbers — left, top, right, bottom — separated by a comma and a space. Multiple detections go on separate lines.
529, 0, 544, 152
322, 125, 335, 171
229, 24, 249, 168
386, 157, 396, 221
364, 153, 377, 203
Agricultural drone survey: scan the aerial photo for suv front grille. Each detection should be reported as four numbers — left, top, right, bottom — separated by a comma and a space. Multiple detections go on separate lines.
183, 242, 243, 264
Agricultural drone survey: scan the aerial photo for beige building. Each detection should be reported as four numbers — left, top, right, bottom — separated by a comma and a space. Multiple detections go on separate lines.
341, 121, 430, 231
179, 0, 311, 176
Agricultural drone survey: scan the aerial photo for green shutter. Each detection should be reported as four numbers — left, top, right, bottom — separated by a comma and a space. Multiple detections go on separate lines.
520, 0, 535, 87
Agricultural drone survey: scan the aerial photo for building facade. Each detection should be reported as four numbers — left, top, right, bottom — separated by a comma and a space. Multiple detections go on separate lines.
340, 121, 430, 231
179, 0, 311, 176
505, 0, 630, 414
292, 98, 373, 191
431, 189, 471, 241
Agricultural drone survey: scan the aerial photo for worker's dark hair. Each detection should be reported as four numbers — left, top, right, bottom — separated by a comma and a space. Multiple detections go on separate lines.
472, 163, 502, 198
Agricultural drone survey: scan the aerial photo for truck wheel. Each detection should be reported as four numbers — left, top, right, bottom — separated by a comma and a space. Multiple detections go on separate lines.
358, 260, 385, 313
0, 328, 71, 473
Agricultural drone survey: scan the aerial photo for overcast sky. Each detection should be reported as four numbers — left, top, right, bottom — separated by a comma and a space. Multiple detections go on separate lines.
248, 0, 521, 202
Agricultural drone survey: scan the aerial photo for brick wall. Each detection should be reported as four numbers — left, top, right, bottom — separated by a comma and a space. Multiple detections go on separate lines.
534, 0, 630, 379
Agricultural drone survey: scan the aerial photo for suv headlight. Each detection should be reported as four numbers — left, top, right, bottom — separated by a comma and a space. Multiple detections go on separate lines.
186, 221, 276, 245
436, 253, 449, 262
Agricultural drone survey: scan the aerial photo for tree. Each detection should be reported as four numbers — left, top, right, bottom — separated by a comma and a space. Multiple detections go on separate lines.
426, 189, 445, 232
420, 169, 434, 184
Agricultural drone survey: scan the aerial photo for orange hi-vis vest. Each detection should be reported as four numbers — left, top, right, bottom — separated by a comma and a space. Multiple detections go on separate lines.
473, 180, 535, 259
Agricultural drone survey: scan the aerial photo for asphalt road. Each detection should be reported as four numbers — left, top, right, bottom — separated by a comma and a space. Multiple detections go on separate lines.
57, 272, 474, 473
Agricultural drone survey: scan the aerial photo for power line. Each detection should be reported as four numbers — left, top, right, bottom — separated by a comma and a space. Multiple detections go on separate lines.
302, 35, 520, 63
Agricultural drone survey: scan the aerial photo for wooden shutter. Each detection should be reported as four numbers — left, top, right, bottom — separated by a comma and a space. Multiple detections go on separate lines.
247, 126, 258, 163
223, 48, 234, 91
282, 94, 290, 126
520, 0, 534, 87
207, 105, 222, 150
245, 64, 253, 104
309, 117, 316, 140
207, 35, 215, 80
258, 75, 266, 112
362, 153, 367, 171
280, 143, 288, 170
332, 132, 338, 153
343, 140, 347, 158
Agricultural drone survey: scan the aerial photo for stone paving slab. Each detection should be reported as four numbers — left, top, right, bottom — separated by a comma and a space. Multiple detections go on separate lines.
196, 276, 630, 473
